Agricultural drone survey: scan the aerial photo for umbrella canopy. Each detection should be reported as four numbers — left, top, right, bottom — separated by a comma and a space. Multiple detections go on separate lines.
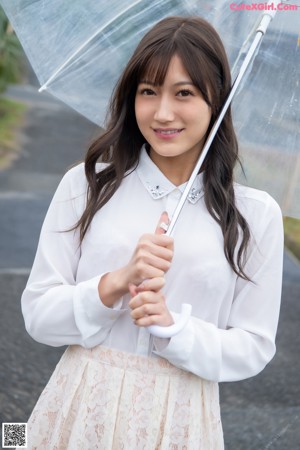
0, 0, 260, 124
233, 4, 300, 218
1, 0, 298, 218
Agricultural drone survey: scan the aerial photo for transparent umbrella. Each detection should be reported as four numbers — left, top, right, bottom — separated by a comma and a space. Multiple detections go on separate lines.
1, 0, 299, 216
1, 0, 299, 337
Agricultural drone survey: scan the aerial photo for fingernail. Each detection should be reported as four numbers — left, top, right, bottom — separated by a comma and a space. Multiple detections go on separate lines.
159, 222, 169, 232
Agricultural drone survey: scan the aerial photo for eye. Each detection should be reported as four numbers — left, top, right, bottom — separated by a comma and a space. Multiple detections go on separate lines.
177, 89, 194, 97
139, 88, 156, 96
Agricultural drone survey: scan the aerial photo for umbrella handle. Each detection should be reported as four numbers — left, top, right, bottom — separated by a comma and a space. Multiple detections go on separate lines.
147, 303, 192, 338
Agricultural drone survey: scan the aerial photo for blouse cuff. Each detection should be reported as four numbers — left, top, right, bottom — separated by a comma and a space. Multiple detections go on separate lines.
73, 274, 127, 340
153, 312, 222, 380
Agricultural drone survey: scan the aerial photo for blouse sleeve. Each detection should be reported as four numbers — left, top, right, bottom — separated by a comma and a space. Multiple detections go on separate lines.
153, 195, 284, 382
21, 165, 126, 348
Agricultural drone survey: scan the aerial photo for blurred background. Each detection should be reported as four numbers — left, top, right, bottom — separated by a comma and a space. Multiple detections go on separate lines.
0, 4, 299, 449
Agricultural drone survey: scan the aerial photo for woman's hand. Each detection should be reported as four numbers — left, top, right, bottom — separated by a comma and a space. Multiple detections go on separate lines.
120, 211, 173, 287
98, 212, 173, 307
128, 277, 174, 327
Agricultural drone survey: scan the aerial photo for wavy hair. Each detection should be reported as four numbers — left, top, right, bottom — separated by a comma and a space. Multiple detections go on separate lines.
76, 16, 251, 280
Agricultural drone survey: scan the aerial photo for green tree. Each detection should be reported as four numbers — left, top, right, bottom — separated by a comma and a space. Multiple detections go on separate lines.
0, 6, 22, 94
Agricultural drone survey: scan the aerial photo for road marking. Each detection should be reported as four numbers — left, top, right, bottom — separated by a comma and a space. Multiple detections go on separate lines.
0, 268, 31, 275
0, 191, 38, 200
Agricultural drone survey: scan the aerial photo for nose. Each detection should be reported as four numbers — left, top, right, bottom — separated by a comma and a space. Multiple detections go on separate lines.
154, 95, 175, 122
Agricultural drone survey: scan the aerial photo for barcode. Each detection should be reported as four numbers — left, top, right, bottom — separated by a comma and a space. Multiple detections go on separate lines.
2, 423, 27, 448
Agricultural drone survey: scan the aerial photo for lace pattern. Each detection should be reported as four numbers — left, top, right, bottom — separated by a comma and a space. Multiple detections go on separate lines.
22, 345, 224, 449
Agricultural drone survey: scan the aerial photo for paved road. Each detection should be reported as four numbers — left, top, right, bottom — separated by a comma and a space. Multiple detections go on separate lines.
0, 80, 299, 450
0, 83, 97, 269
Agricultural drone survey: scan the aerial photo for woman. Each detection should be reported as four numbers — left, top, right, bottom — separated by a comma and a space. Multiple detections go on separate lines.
21, 16, 283, 449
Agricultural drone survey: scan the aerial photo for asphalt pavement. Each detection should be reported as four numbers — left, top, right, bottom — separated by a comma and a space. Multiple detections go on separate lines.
0, 76, 299, 450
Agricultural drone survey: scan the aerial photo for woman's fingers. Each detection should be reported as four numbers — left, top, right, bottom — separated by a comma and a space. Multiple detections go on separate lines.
129, 291, 173, 325
127, 212, 173, 327
133, 233, 173, 281
135, 234, 173, 270
129, 290, 156, 310
129, 277, 165, 303
128, 283, 138, 298
122, 212, 174, 288
135, 252, 171, 276
138, 234, 174, 256
137, 276, 165, 292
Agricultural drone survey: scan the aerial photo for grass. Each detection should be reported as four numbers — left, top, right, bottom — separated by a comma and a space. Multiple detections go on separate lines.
0, 96, 26, 169
283, 217, 300, 262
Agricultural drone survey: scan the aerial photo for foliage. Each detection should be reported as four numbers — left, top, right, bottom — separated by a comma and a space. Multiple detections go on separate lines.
284, 217, 300, 262
0, 6, 23, 93
0, 97, 25, 169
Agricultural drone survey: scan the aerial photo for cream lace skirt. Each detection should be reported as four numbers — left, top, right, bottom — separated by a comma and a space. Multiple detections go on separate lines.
24, 345, 224, 449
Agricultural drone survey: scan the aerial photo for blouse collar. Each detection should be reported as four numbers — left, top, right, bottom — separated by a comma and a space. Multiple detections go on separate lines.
136, 145, 204, 204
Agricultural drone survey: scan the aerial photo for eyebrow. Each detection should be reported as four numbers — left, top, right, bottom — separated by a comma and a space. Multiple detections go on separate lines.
139, 80, 195, 87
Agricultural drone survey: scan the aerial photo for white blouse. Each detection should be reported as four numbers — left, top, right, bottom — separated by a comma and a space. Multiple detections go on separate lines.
21, 146, 284, 382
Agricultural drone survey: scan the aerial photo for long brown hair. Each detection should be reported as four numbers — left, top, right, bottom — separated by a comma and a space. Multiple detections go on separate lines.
77, 16, 251, 279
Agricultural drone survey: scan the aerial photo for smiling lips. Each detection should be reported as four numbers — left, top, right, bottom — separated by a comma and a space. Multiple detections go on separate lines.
153, 128, 184, 139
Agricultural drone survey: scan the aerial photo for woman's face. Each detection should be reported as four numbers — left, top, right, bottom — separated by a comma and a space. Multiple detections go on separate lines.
135, 54, 212, 184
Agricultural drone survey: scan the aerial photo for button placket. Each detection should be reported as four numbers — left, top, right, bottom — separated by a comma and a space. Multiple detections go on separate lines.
136, 327, 151, 356
166, 189, 182, 218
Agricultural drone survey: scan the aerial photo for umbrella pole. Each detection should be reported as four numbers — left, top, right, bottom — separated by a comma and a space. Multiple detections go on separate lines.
165, 1, 281, 238
147, 0, 282, 340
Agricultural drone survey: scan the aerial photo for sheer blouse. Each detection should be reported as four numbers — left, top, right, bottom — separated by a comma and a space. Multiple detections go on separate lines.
21, 146, 284, 382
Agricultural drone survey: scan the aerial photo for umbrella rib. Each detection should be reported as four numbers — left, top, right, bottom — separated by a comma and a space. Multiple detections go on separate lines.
39, 0, 145, 92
